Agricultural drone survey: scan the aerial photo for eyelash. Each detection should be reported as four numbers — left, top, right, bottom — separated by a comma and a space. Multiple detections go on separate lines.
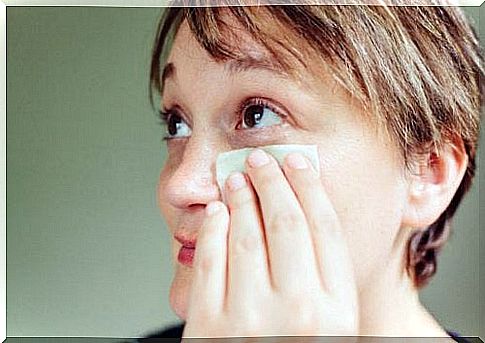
236, 97, 283, 129
158, 97, 286, 141
157, 108, 178, 142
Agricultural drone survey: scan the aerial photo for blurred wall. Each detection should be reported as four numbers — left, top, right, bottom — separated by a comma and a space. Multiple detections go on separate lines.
6, 6, 484, 338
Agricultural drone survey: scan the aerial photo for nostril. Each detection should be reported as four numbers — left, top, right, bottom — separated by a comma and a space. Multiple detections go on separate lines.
164, 177, 221, 210
161, 148, 222, 209
187, 203, 206, 212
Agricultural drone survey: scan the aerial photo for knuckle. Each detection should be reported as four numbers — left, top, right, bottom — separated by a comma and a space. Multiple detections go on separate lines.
286, 295, 316, 326
233, 232, 260, 254
201, 221, 226, 240
268, 212, 306, 234
310, 212, 342, 238
243, 311, 263, 332
254, 170, 277, 193
326, 303, 359, 334
229, 188, 254, 210
195, 251, 217, 274
227, 308, 261, 332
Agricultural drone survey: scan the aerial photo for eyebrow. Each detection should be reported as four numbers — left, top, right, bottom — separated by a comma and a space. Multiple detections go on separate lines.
224, 56, 286, 75
160, 56, 287, 93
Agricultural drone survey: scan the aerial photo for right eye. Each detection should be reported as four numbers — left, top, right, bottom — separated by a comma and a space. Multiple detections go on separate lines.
159, 110, 192, 140
239, 98, 284, 130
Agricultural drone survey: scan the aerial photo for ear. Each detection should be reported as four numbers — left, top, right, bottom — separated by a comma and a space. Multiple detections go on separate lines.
402, 136, 468, 228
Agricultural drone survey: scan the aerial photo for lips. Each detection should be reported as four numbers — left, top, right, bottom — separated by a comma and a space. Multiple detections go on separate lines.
175, 232, 197, 267
174, 233, 197, 248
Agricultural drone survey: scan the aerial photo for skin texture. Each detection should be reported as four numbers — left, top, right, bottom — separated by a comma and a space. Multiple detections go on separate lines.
157, 21, 467, 338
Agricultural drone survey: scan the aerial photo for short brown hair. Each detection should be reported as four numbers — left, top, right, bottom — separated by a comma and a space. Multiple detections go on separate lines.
149, 5, 483, 288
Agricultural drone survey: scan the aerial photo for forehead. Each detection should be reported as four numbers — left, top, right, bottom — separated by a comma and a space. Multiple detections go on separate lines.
167, 19, 284, 77
163, 18, 336, 97
163, 18, 360, 121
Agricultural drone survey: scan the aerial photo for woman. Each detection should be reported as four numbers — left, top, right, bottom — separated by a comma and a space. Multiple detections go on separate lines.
145, 3, 482, 341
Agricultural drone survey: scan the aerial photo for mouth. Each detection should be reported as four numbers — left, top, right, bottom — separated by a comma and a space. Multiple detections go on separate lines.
175, 233, 197, 267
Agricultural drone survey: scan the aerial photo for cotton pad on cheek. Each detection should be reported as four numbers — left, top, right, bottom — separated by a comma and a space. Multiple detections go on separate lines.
216, 144, 320, 202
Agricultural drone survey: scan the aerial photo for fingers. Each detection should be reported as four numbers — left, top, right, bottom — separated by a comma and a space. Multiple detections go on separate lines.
189, 148, 354, 326
282, 152, 355, 296
224, 172, 271, 310
189, 201, 229, 317
245, 149, 321, 294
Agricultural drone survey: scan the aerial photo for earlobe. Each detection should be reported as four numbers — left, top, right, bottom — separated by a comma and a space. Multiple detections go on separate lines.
402, 137, 468, 228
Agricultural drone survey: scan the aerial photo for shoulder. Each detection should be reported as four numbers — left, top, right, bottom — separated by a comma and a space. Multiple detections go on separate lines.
446, 330, 473, 343
135, 325, 471, 342
137, 323, 185, 342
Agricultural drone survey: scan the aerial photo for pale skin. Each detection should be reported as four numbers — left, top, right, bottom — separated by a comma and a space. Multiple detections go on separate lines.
157, 20, 468, 339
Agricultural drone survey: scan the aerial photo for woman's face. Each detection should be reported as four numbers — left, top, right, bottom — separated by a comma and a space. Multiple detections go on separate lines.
157, 21, 410, 320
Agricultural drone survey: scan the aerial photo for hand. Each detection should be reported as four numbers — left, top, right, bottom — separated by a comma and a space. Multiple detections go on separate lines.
182, 149, 359, 339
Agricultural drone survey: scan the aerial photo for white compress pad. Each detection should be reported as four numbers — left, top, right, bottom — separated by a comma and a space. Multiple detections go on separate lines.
216, 144, 320, 201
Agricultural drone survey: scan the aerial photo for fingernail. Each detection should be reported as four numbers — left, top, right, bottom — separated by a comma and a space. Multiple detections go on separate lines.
206, 201, 222, 216
227, 172, 246, 192
286, 153, 308, 169
248, 149, 270, 168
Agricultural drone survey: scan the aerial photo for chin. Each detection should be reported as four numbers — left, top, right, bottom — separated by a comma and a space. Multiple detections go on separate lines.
169, 268, 192, 320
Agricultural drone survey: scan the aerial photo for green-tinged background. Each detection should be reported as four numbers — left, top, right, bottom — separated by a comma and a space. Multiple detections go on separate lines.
6, 6, 484, 338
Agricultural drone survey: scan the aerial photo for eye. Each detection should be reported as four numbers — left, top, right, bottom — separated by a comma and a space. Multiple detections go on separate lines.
237, 98, 285, 130
159, 109, 192, 140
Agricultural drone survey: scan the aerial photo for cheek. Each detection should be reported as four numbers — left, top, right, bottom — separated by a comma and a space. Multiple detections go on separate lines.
158, 154, 197, 319
157, 164, 175, 232
316, 140, 407, 283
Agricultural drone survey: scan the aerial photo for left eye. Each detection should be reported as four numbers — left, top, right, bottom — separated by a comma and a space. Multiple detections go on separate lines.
239, 100, 283, 130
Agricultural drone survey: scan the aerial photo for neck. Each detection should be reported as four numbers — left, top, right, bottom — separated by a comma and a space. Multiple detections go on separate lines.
357, 253, 449, 337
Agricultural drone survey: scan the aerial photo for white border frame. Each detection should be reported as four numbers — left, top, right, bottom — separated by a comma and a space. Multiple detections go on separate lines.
0, 1, 482, 342
1, 1, 6, 342
0, 0, 484, 5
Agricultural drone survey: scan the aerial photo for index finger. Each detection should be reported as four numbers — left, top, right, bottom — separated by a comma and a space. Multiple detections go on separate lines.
188, 201, 229, 317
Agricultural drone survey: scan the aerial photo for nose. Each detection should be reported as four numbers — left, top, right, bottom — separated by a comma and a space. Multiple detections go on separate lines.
162, 141, 222, 210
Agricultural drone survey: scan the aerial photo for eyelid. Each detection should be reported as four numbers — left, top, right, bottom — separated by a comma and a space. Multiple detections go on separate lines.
159, 103, 192, 125
159, 106, 190, 131
158, 109, 170, 123
158, 105, 192, 141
